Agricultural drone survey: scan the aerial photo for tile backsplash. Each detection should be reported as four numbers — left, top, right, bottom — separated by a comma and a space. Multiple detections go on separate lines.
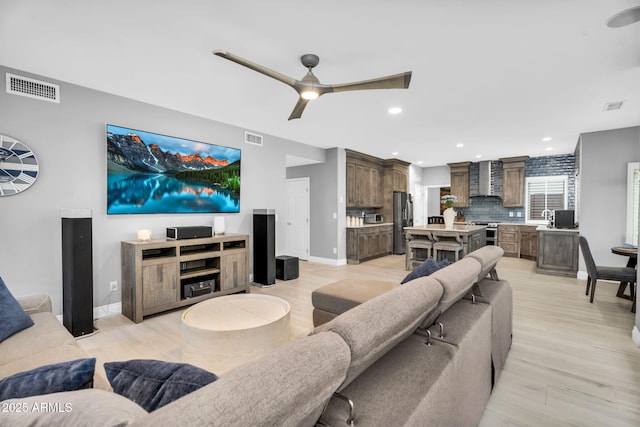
454, 154, 576, 223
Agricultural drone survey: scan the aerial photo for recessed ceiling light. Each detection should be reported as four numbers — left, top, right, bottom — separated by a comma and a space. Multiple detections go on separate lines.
475, 154, 483, 159
392, 151, 399, 156
416, 161, 423, 165
545, 147, 553, 151
542, 137, 552, 142
388, 107, 402, 114
456, 143, 464, 148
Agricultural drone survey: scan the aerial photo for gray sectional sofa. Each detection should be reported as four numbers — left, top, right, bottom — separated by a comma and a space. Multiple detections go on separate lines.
0, 294, 108, 390
2, 246, 511, 427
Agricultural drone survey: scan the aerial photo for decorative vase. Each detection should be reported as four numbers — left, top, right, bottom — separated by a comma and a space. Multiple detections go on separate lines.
213, 216, 225, 235
443, 207, 456, 228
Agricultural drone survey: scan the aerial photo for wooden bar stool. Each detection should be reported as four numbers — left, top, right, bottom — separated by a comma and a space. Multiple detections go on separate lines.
406, 233, 434, 270
433, 233, 464, 262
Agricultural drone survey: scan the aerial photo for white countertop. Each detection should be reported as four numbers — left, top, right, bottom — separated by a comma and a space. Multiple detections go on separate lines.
405, 224, 487, 232
346, 222, 393, 229
536, 225, 580, 232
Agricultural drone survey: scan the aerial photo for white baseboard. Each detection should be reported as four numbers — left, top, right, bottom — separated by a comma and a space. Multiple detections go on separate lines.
633, 326, 640, 347
307, 256, 347, 266
577, 270, 588, 280
94, 302, 122, 319
55, 302, 122, 324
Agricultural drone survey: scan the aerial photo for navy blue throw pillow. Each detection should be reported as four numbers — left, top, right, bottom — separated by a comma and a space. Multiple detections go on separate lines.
438, 259, 451, 269
401, 258, 442, 284
0, 276, 34, 343
0, 358, 95, 401
105, 359, 219, 412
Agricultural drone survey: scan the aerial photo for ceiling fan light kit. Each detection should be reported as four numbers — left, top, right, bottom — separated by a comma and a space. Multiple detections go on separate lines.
213, 50, 412, 120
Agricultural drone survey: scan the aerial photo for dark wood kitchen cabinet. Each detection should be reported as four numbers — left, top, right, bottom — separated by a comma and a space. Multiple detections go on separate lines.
519, 225, 538, 260
500, 156, 528, 208
536, 228, 579, 276
346, 224, 393, 264
498, 224, 519, 257
447, 162, 471, 208
346, 150, 384, 208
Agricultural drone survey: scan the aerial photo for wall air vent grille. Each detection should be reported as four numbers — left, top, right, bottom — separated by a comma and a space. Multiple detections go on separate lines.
6, 73, 60, 103
244, 131, 263, 146
603, 100, 624, 111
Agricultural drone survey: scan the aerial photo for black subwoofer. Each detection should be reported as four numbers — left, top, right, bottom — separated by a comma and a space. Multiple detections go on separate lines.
61, 210, 94, 337
276, 256, 299, 281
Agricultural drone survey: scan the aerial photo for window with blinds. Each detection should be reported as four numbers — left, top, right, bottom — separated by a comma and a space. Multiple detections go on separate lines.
525, 176, 568, 223
626, 162, 639, 246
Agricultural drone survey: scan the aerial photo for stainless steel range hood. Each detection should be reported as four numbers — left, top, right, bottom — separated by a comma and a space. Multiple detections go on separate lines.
471, 160, 500, 197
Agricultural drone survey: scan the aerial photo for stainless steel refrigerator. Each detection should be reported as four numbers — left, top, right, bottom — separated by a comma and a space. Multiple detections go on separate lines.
393, 191, 413, 254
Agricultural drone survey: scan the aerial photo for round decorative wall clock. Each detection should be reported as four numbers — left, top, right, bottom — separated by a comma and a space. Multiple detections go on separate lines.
0, 134, 39, 196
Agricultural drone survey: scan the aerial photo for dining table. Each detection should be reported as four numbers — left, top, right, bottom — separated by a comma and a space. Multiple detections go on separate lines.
611, 245, 637, 313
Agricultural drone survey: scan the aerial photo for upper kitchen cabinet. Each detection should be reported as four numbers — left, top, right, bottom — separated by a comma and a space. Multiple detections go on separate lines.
383, 159, 409, 193
447, 162, 471, 208
500, 156, 528, 207
382, 158, 410, 224
346, 149, 384, 208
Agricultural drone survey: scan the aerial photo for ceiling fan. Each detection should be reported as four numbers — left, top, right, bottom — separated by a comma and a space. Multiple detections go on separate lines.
606, 5, 640, 27
213, 50, 412, 120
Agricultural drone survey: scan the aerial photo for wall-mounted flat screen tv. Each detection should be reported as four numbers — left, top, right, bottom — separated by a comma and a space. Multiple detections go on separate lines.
106, 124, 241, 214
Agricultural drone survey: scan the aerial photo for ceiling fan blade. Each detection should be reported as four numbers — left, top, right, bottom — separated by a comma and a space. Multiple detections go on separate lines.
213, 50, 298, 87
288, 97, 310, 120
328, 71, 412, 94
607, 6, 640, 28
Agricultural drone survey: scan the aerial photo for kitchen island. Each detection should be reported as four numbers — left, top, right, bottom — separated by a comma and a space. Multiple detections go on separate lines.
536, 225, 580, 277
404, 224, 487, 268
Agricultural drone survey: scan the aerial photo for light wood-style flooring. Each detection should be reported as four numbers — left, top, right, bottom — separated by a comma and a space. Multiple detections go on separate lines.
77, 255, 640, 426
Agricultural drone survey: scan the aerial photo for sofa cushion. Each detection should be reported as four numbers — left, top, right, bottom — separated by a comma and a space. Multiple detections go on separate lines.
0, 358, 95, 401
465, 245, 504, 283
401, 257, 451, 284
17, 294, 52, 315
138, 331, 351, 427
1, 389, 147, 426
322, 275, 444, 389
104, 359, 218, 412
319, 333, 457, 427
0, 312, 78, 366
420, 257, 482, 328
0, 276, 34, 343
474, 278, 513, 382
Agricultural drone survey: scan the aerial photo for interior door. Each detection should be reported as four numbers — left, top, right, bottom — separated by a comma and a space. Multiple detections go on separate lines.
286, 178, 310, 260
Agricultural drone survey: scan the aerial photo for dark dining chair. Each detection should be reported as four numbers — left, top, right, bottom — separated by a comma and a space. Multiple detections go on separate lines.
579, 236, 637, 306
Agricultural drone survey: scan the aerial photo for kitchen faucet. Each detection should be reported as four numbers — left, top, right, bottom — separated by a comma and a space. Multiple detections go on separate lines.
541, 209, 553, 226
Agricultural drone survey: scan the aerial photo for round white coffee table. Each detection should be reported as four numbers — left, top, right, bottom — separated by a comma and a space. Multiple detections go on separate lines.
181, 293, 290, 374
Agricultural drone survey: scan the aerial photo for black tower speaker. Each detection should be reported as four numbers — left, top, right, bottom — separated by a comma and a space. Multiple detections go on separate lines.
253, 209, 276, 286
61, 210, 94, 337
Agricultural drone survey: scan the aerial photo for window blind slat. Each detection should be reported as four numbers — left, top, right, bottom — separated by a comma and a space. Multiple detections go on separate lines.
526, 176, 567, 222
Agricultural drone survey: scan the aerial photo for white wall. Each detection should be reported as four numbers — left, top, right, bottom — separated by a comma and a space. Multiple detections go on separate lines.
0, 65, 325, 314
286, 148, 344, 264
579, 127, 640, 267
578, 126, 640, 342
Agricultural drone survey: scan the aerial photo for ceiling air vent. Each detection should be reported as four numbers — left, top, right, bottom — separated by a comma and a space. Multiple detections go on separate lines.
6, 73, 60, 103
603, 100, 624, 111
244, 131, 263, 146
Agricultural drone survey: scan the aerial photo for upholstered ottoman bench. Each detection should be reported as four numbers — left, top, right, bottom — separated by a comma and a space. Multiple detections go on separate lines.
311, 279, 399, 326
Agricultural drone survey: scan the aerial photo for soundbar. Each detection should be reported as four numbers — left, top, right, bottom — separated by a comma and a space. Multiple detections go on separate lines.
166, 226, 213, 240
